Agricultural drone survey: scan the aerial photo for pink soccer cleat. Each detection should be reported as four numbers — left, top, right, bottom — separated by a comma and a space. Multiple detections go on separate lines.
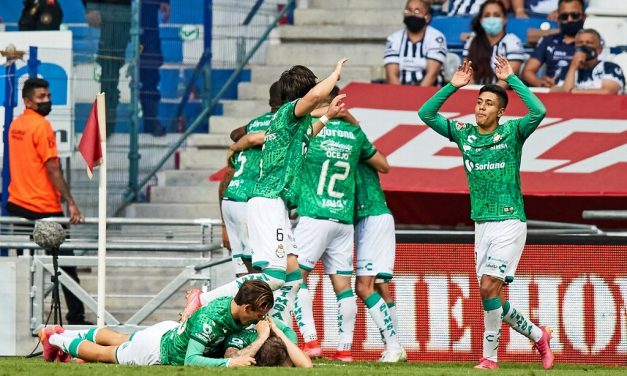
329, 350, 353, 362
474, 358, 499, 370
38, 326, 64, 362
300, 339, 322, 358
533, 326, 555, 370
179, 288, 202, 322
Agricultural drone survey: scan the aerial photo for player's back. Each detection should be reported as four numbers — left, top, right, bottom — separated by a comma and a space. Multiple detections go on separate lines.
251, 101, 313, 202
297, 119, 377, 223
355, 163, 391, 219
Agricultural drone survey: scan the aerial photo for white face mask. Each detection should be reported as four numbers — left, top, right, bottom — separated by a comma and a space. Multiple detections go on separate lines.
481, 17, 504, 36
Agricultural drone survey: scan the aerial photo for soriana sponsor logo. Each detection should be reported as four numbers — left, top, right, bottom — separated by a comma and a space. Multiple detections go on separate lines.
342, 83, 627, 196
301, 244, 627, 364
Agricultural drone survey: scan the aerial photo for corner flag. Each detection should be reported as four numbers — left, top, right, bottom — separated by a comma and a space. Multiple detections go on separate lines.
78, 97, 104, 179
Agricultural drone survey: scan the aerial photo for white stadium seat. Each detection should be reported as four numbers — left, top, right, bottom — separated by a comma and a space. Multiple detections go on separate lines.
612, 53, 627, 79
585, 0, 627, 16
584, 16, 627, 48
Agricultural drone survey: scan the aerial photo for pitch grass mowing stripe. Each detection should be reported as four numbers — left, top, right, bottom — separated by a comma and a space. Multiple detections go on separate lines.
1, 357, 626, 376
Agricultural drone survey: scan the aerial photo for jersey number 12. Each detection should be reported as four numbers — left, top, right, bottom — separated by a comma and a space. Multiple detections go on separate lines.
317, 160, 350, 199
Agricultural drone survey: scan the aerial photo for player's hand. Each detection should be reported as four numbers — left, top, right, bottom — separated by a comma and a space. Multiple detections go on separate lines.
226, 147, 235, 167
494, 56, 514, 81
450, 60, 473, 88
227, 355, 256, 367
334, 58, 348, 81
325, 94, 347, 119
85, 10, 102, 27
221, 224, 231, 250
68, 202, 84, 224
255, 317, 271, 339
540, 76, 556, 88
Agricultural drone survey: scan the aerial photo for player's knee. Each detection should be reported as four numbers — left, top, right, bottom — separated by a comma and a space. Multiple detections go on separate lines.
355, 280, 373, 300
266, 277, 285, 290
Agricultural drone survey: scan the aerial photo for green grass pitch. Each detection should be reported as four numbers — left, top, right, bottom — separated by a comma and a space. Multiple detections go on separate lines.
1, 357, 626, 376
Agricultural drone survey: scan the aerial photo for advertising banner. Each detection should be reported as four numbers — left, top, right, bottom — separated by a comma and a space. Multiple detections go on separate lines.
0, 31, 74, 158
303, 241, 627, 365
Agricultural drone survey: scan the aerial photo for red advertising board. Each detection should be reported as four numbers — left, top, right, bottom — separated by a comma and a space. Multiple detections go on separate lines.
301, 241, 627, 365
342, 83, 627, 226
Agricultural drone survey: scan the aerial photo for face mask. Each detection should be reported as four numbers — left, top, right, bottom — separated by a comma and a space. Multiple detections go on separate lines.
35, 101, 52, 117
404, 16, 427, 33
481, 17, 504, 36
576, 45, 598, 61
560, 19, 584, 36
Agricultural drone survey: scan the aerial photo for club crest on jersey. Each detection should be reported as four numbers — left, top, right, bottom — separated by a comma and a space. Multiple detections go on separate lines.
493, 133, 503, 143
456, 122, 467, 130
276, 244, 285, 258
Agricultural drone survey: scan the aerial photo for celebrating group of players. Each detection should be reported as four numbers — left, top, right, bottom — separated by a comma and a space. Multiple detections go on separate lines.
39, 56, 557, 370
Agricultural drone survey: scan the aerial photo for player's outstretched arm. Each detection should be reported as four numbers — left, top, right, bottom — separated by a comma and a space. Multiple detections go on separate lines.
269, 318, 313, 368
495, 55, 547, 140
184, 338, 236, 367
365, 151, 389, 173
295, 58, 348, 118
226, 132, 266, 166
312, 94, 347, 137
418, 61, 472, 140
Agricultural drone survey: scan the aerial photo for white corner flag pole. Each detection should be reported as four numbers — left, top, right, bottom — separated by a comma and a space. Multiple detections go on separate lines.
96, 93, 107, 327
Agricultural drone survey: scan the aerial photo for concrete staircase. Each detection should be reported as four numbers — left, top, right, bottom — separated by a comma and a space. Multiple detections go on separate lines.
133, 0, 407, 220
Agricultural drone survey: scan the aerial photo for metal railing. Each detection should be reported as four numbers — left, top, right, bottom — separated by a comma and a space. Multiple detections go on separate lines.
114, 0, 297, 215
583, 210, 627, 220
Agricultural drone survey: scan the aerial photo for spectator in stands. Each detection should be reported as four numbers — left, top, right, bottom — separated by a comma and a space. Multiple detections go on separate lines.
448, 0, 511, 16
19, 0, 63, 30
140, 0, 170, 137
8, 78, 90, 325
551, 29, 625, 94
512, 0, 558, 19
384, 0, 448, 86
521, 0, 586, 88
463, 0, 525, 87
83, 0, 131, 138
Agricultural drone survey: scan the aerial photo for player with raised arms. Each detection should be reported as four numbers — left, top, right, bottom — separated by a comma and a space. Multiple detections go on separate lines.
418, 56, 554, 370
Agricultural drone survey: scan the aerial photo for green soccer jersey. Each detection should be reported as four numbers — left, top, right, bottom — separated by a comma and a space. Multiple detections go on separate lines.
418, 74, 546, 222
224, 318, 298, 351
224, 112, 273, 202
159, 297, 244, 366
297, 119, 377, 224
355, 163, 391, 219
251, 101, 313, 207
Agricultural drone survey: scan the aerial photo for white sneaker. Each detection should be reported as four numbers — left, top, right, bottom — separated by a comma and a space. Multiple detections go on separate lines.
380, 348, 407, 363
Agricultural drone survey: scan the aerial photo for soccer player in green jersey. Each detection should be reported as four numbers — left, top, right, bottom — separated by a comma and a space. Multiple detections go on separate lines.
40, 280, 273, 368
220, 81, 281, 277
190, 59, 349, 326
223, 317, 312, 368
353, 162, 405, 362
293, 89, 389, 362
418, 57, 554, 370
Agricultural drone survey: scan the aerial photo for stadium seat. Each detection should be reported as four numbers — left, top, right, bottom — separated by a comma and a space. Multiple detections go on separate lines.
584, 17, 627, 48
586, 0, 627, 16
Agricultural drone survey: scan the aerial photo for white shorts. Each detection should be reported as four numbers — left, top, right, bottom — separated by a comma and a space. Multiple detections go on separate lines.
116, 320, 179, 365
474, 219, 527, 283
222, 199, 250, 275
295, 216, 354, 275
355, 214, 396, 279
247, 197, 296, 271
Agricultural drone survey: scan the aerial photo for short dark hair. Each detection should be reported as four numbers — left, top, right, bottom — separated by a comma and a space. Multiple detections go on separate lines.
233, 280, 274, 312
577, 28, 603, 47
255, 336, 288, 367
558, 0, 585, 9
479, 84, 508, 109
321, 85, 340, 106
278, 65, 317, 104
22, 78, 49, 99
269, 81, 281, 112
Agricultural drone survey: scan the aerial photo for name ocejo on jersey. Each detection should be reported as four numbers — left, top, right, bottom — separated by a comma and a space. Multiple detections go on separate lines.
320, 139, 354, 160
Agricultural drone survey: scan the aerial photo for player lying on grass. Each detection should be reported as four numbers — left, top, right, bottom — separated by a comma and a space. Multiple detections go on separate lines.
223, 317, 312, 368
38, 280, 273, 367
418, 56, 554, 370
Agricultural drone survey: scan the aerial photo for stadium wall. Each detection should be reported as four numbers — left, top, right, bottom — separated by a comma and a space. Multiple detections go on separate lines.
301, 234, 627, 365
